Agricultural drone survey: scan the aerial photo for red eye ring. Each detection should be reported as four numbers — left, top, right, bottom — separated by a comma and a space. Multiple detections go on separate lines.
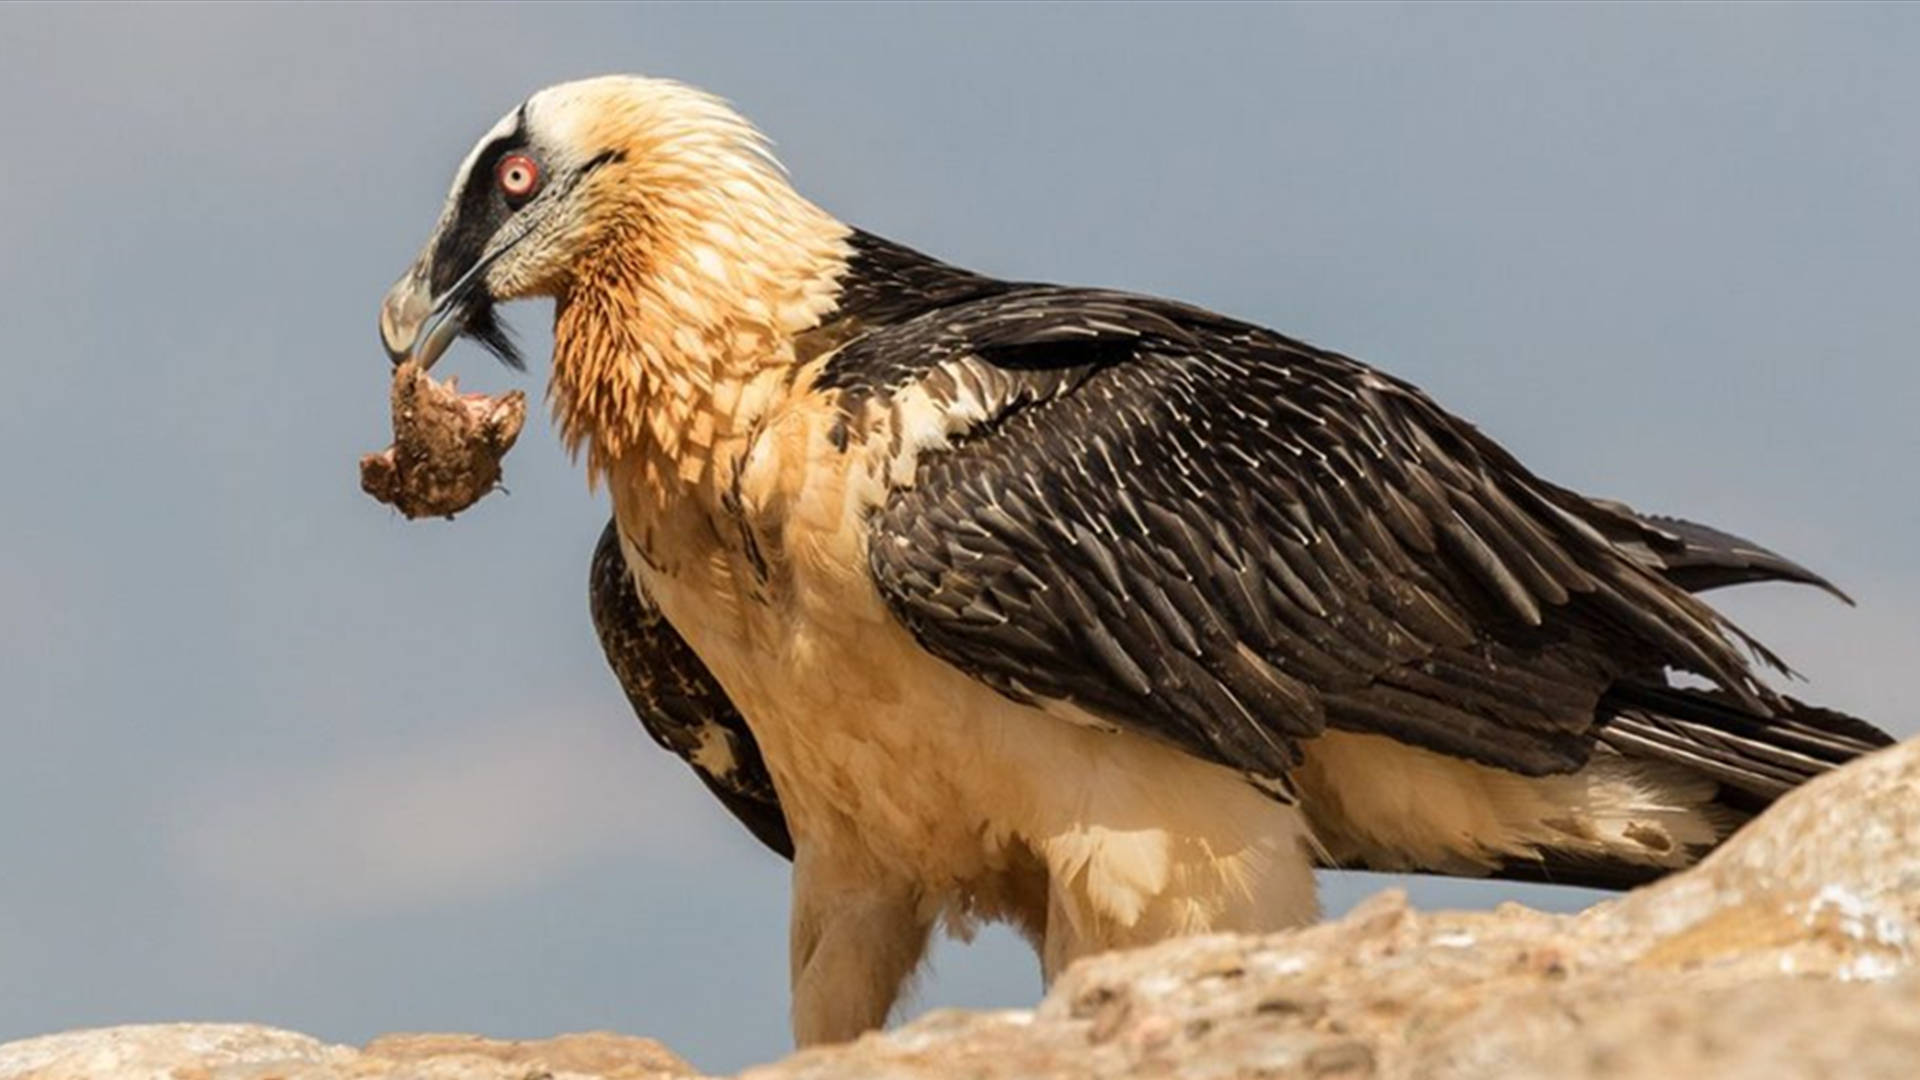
497, 154, 541, 201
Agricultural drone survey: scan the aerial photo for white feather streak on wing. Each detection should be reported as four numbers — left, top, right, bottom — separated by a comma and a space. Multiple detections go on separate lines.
878, 355, 1084, 487
689, 721, 740, 776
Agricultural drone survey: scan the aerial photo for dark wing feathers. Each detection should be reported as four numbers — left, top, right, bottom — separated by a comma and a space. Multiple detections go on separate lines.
1623, 511, 1854, 603
850, 278, 1837, 788
589, 521, 792, 859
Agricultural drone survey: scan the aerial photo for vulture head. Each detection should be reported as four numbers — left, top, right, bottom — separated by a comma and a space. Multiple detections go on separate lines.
379, 76, 845, 406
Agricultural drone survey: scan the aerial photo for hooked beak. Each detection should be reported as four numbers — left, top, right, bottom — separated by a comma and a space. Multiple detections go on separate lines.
378, 258, 443, 367
378, 224, 533, 371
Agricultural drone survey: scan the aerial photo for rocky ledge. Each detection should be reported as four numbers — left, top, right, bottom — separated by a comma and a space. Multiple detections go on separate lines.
7, 738, 1917, 1080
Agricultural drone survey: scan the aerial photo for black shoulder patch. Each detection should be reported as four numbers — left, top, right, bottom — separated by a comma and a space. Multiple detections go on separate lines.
811, 231, 1021, 399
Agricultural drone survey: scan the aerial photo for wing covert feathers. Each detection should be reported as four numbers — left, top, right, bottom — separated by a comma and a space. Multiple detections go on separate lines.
830, 236, 1888, 822
589, 520, 792, 859
854, 282, 1791, 784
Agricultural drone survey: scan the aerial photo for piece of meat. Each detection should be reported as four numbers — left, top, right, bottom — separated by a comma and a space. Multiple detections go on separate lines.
359, 361, 526, 519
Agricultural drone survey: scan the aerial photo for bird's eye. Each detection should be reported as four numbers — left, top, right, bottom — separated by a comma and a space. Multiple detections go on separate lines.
497, 154, 541, 202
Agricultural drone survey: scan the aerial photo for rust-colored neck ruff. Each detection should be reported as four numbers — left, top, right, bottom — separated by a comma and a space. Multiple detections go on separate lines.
549, 181, 849, 507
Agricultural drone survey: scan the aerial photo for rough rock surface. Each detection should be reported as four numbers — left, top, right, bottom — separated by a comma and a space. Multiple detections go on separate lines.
7, 739, 1916, 1079
359, 361, 526, 520
0, 1027, 693, 1080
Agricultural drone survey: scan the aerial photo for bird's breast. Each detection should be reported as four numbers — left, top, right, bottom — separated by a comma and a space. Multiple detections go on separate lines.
606, 376, 998, 847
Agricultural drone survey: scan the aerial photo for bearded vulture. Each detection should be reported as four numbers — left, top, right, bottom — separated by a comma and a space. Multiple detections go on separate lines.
378, 76, 1891, 1046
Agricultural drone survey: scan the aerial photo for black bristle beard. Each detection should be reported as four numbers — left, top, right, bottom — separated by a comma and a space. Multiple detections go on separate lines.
466, 299, 525, 371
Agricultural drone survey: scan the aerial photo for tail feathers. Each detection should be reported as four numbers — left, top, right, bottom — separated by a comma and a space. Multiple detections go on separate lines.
1424, 688, 1892, 892
1597, 682, 1894, 812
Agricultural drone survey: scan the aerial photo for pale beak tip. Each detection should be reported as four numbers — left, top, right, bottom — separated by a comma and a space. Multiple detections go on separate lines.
379, 309, 413, 367
379, 262, 433, 365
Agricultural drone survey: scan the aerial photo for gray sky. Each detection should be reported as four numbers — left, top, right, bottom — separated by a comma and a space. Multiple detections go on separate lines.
2, 3, 1915, 1073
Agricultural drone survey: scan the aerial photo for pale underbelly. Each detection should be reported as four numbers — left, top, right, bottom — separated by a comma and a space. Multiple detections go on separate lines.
642, 553, 1316, 942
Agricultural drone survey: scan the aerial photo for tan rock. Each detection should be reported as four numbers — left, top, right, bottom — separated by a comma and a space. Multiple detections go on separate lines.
361, 1032, 693, 1079
0, 1023, 355, 1080
0, 1026, 692, 1080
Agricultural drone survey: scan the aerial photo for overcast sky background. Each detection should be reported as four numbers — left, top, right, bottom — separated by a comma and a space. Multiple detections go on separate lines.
2, 3, 1916, 1073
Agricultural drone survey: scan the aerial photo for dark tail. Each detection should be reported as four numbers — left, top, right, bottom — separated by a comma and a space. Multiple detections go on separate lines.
1614, 510, 1889, 809
1597, 682, 1894, 814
